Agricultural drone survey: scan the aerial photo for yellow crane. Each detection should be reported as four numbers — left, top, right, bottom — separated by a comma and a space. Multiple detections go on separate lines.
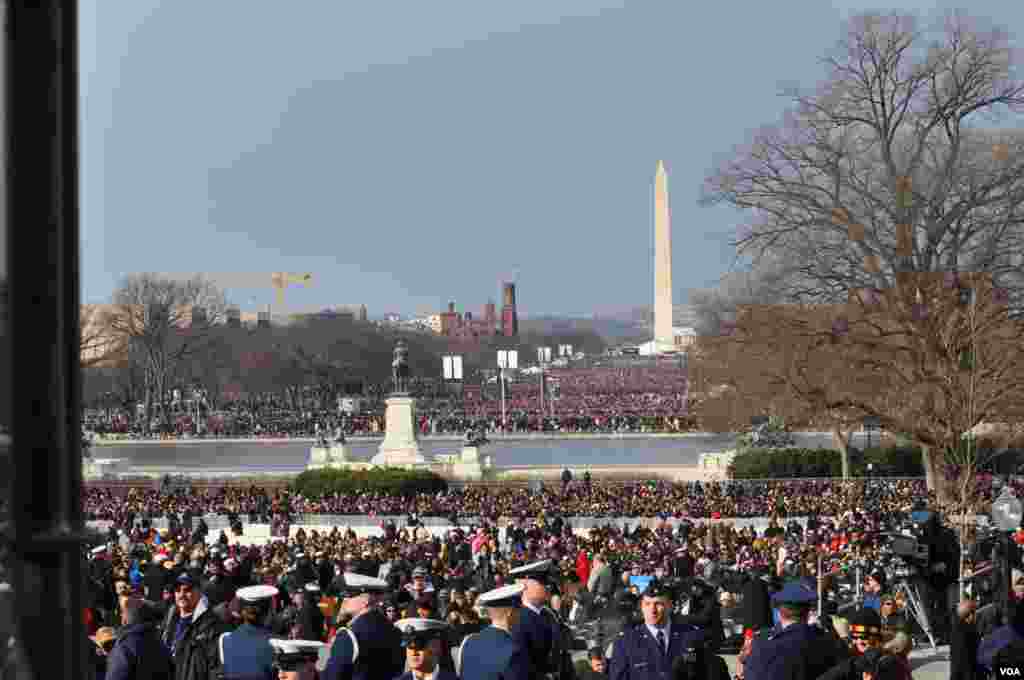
270, 272, 312, 312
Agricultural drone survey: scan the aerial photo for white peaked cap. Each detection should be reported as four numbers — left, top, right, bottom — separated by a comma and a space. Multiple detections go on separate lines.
236, 585, 279, 602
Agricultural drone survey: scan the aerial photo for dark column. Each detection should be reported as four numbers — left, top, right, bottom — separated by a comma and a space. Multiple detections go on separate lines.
6, 2, 87, 679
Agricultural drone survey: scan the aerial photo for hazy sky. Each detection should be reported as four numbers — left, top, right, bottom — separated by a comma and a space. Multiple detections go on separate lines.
79, 1, 1023, 318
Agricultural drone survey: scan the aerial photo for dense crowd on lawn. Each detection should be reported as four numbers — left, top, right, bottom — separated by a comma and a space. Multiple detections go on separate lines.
85, 408, 697, 440
81, 479, 944, 524
6, 471, 1020, 679
84, 365, 694, 440
43, 492, 985, 679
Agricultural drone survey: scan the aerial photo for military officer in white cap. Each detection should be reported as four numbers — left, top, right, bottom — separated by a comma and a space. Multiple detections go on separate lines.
393, 618, 458, 680
322, 573, 403, 680
269, 639, 326, 680
508, 559, 565, 680
457, 584, 530, 680
218, 584, 279, 680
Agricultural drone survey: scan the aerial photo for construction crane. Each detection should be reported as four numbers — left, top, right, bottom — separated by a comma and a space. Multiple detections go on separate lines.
270, 272, 312, 313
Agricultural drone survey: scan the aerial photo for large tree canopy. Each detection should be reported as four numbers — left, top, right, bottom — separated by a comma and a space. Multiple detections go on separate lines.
701, 11, 1024, 313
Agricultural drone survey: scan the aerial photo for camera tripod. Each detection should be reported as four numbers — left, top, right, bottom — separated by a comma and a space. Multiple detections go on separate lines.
841, 565, 937, 651
891, 579, 937, 651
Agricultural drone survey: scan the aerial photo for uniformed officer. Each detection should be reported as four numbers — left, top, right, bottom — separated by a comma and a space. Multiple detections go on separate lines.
508, 559, 564, 679
608, 579, 703, 680
322, 573, 404, 680
392, 618, 459, 680
457, 584, 531, 680
979, 598, 1024, 673
269, 639, 326, 680
217, 584, 278, 680
741, 582, 840, 680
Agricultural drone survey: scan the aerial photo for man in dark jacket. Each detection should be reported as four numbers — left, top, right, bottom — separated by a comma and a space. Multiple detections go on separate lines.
950, 600, 980, 680
161, 572, 229, 680
677, 578, 725, 654
740, 573, 773, 635
145, 559, 173, 602
107, 599, 173, 680
671, 548, 695, 581
297, 583, 326, 642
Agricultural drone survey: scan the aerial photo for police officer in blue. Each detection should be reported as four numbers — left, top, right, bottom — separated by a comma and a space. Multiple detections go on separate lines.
323, 573, 404, 680
457, 584, 531, 680
507, 559, 564, 679
608, 579, 703, 680
269, 639, 326, 680
392, 618, 459, 680
741, 581, 840, 680
217, 585, 278, 680
978, 599, 1024, 673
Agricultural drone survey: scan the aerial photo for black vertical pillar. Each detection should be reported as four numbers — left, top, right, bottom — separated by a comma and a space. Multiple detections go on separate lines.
6, 2, 86, 679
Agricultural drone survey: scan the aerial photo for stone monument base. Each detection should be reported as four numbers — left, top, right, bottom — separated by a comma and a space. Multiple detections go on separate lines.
307, 444, 352, 470
372, 395, 425, 465
370, 449, 428, 466
442, 446, 494, 480
83, 458, 127, 479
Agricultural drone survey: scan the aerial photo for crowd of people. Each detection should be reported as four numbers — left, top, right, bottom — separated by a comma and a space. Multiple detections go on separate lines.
3, 490, 1012, 679
84, 365, 694, 440
7, 466, 1024, 679
81, 478, 943, 524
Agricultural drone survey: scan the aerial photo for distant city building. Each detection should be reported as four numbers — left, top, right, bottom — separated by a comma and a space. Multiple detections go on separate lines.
501, 283, 519, 337
257, 308, 271, 329
438, 297, 502, 342
638, 327, 696, 355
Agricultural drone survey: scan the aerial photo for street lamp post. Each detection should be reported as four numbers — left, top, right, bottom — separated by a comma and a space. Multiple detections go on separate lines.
537, 346, 552, 422
442, 354, 463, 432
863, 416, 881, 451
497, 349, 518, 434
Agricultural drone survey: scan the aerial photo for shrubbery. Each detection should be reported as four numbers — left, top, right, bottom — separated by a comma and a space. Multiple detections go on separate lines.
290, 467, 447, 498
728, 446, 924, 479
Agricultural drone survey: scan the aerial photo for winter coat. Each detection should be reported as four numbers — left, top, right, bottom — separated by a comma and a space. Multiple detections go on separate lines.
105, 623, 173, 680
160, 597, 229, 680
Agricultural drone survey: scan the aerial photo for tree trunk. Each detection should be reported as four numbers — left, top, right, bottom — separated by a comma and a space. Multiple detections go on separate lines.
921, 445, 953, 505
143, 365, 154, 435
832, 426, 852, 479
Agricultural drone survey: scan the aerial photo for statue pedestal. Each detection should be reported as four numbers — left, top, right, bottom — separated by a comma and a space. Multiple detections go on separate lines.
460, 446, 480, 463
307, 444, 352, 470
84, 458, 127, 479
446, 446, 494, 480
371, 395, 426, 465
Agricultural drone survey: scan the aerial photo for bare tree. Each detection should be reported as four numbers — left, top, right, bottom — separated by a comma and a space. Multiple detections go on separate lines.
106, 274, 228, 433
701, 11, 1024, 311
690, 303, 890, 477
687, 253, 799, 337
80, 304, 128, 369
701, 272, 1024, 504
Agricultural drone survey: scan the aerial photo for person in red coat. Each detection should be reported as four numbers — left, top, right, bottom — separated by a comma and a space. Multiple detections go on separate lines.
576, 550, 591, 586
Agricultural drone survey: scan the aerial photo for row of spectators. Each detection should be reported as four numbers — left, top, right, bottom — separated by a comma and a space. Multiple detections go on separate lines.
64, 492, 989, 680
80, 478, 980, 524
85, 408, 697, 440
84, 364, 693, 439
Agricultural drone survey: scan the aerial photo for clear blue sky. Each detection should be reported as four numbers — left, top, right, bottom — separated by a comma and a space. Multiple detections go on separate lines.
79, 0, 1022, 318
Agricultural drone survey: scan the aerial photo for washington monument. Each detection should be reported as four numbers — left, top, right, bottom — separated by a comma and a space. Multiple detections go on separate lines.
653, 160, 673, 352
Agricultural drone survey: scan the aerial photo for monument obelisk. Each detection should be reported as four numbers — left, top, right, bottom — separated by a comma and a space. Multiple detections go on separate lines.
654, 160, 673, 353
